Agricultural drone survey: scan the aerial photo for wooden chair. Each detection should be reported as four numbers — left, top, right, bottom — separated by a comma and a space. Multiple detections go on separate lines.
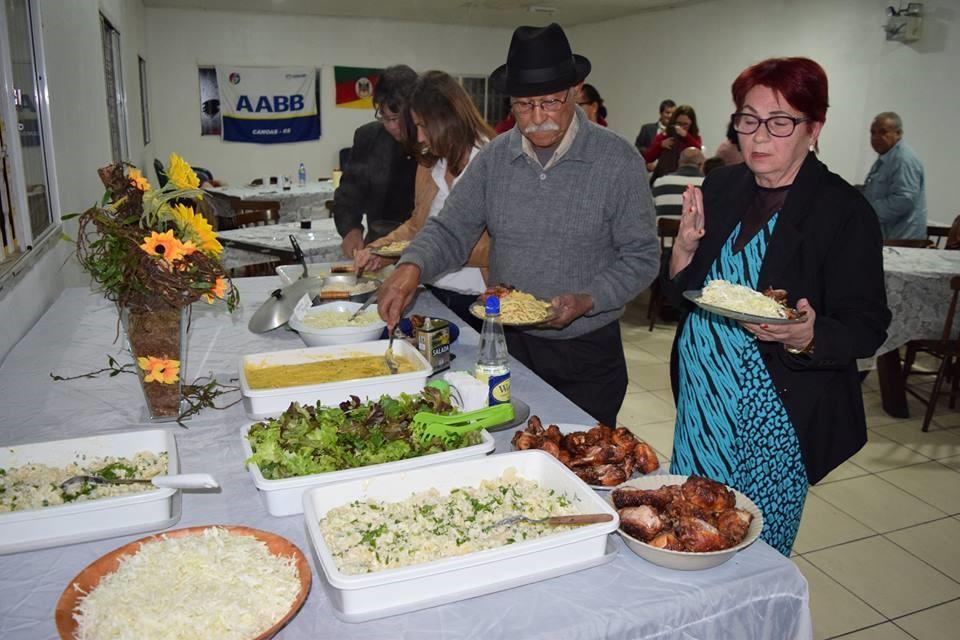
218, 199, 281, 230
646, 217, 681, 331
902, 275, 960, 431
928, 224, 951, 249
884, 238, 933, 249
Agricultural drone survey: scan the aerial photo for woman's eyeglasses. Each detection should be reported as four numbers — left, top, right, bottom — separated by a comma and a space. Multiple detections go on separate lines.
731, 112, 808, 137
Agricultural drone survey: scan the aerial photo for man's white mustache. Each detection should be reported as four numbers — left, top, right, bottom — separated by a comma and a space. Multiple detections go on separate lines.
523, 121, 560, 134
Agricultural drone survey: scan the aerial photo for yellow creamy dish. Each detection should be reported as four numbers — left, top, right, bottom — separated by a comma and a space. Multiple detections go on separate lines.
245, 355, 419, 389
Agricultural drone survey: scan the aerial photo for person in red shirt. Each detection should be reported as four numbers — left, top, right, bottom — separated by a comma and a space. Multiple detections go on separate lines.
644, 104, 701, 182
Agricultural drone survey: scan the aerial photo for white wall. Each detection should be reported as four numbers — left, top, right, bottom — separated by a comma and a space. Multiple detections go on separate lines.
569, 0, 959, 223
144, 7, 513, 185
0, 0, 148, 364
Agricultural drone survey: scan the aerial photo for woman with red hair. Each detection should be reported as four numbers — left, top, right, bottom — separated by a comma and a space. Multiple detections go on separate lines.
661, 58, 890, 555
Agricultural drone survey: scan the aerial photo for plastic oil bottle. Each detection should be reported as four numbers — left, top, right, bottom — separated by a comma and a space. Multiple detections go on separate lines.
475, 295, 511, 406
297, 162, 306, 187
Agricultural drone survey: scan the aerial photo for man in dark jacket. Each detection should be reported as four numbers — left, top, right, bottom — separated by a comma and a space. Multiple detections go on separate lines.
634, 98, 675, 156
333, 65, 418, 258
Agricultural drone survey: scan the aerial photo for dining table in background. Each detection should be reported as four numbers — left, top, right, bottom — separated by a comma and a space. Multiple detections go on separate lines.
0, 278, 812, 640
208, 181, 336, 223
872, 246, 960, 417
219, 218, 345, 273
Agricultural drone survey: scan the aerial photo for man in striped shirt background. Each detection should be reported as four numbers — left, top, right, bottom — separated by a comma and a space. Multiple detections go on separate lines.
651, 147, 706, 216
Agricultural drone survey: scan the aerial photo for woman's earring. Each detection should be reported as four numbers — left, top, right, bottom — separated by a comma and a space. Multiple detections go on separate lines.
808, 141, 816, 152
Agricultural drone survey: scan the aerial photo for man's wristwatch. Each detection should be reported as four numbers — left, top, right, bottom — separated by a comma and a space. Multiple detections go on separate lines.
785, 338, 814, 355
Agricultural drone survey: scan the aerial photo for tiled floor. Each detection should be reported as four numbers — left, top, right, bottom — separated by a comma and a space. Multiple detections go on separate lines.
619, 296, 960, 640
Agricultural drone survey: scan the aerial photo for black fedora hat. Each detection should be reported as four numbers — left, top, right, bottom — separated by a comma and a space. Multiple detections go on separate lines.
490, 23, 591, 97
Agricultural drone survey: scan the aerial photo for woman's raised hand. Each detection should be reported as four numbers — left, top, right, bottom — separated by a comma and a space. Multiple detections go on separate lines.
669, 185, 705, 278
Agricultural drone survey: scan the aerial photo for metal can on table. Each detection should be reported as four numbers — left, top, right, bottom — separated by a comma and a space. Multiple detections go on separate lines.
415, 317, 451, 372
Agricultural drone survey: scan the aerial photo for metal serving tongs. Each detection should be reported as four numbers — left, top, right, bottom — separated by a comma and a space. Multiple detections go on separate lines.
60, 473, 219, 492
289, 234, 308, 280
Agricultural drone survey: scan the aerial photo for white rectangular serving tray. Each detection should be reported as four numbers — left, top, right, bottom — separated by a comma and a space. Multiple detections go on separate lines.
241, 423, 496, 517
239, 339, 432, 420
303, 450, 620, 622
0, 429, 181, 555
276, 262, 395, 286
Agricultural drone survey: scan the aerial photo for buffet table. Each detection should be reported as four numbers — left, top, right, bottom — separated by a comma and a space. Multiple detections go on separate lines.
207, 182, 335, 223
0, 278, 812, 639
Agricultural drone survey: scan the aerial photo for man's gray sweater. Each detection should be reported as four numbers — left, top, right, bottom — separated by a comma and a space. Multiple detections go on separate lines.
400, 110, 659, 339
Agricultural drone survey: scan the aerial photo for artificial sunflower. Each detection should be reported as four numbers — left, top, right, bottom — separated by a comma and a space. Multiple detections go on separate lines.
136, 356, 181, 384
169, 203, 222, 257
140, 230, 183, 261
202, 277, 228, 304
128, 168, 151, 191
166, 153, 200, 190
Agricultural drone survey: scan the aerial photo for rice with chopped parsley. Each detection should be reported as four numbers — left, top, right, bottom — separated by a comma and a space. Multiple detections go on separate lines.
0, 452, 167, 512
319, 473, 580, 575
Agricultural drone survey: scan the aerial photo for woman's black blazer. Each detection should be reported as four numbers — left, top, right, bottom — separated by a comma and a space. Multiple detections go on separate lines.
662, 153, 891, 484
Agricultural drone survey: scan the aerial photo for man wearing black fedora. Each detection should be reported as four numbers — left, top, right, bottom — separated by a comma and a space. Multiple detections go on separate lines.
378, 23, 658, 427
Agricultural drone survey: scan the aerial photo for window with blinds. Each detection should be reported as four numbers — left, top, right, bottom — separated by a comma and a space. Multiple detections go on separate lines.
100, 14, 128, 163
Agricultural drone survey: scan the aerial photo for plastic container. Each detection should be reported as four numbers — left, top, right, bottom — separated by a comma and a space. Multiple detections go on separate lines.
289, 300, 386, 347
240, 423, 496, 517
0, 429, 181, 555
239, 340, 432, 419
298, 162, 306, 187
303, 450, 620, 622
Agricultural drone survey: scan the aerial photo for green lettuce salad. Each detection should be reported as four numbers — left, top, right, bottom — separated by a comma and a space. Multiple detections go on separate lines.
245, 387, 480, 480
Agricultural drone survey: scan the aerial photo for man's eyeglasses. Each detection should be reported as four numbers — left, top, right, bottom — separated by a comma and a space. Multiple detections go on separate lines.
731, 112, 809, 137
375, 108, 401, 124
512, 90, 571, 114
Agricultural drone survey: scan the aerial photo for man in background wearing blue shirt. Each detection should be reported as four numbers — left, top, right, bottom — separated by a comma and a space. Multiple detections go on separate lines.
863, 112, 927, 240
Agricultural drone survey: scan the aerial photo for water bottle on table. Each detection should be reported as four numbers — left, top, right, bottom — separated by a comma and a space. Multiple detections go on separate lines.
475, 295, 511, 406
297, 162, 306, 187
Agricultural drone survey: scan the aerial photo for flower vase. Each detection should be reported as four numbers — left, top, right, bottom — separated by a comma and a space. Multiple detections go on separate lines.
120, 303, 189, 422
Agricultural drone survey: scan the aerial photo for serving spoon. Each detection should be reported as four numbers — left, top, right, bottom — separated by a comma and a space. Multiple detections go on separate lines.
490, 513, 614, 528
60, 473, 219, 492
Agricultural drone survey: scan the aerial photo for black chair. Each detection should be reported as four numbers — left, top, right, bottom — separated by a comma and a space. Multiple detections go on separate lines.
339, 147, 352, 173
193, 167, 214, 184
903, 275, 960, 431
153, 158, 168, 188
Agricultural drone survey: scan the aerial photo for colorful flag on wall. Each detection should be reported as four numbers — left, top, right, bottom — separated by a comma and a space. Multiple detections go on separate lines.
216, 66, 321, 143
334, 66, 382, 109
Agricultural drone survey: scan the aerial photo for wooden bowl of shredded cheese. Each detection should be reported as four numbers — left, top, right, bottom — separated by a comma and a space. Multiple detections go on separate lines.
55, 525, 311, 640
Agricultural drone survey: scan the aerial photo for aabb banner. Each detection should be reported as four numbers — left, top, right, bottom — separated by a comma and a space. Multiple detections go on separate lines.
334, 66, 382, 109
217, 66, 320, 143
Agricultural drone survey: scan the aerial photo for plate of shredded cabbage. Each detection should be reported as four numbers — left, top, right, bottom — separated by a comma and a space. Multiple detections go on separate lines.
683, 281, 806, 325
55, 525, 311, 640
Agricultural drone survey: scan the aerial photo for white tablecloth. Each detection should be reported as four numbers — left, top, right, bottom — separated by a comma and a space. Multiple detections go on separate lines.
0, 279, 811, 639
218, 218, 344, 267
209, 182, 336, 223
877, 246, 960, 355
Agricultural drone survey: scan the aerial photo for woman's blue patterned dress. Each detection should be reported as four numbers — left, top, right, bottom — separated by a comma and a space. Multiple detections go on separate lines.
670, 214, 808, 555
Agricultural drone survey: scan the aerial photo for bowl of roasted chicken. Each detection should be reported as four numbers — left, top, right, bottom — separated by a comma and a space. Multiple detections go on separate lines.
511, 417, 659, 489
609, 474, 763, 571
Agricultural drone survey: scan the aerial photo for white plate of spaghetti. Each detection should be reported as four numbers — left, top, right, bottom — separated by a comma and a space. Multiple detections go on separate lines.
470, 286, 555, 326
